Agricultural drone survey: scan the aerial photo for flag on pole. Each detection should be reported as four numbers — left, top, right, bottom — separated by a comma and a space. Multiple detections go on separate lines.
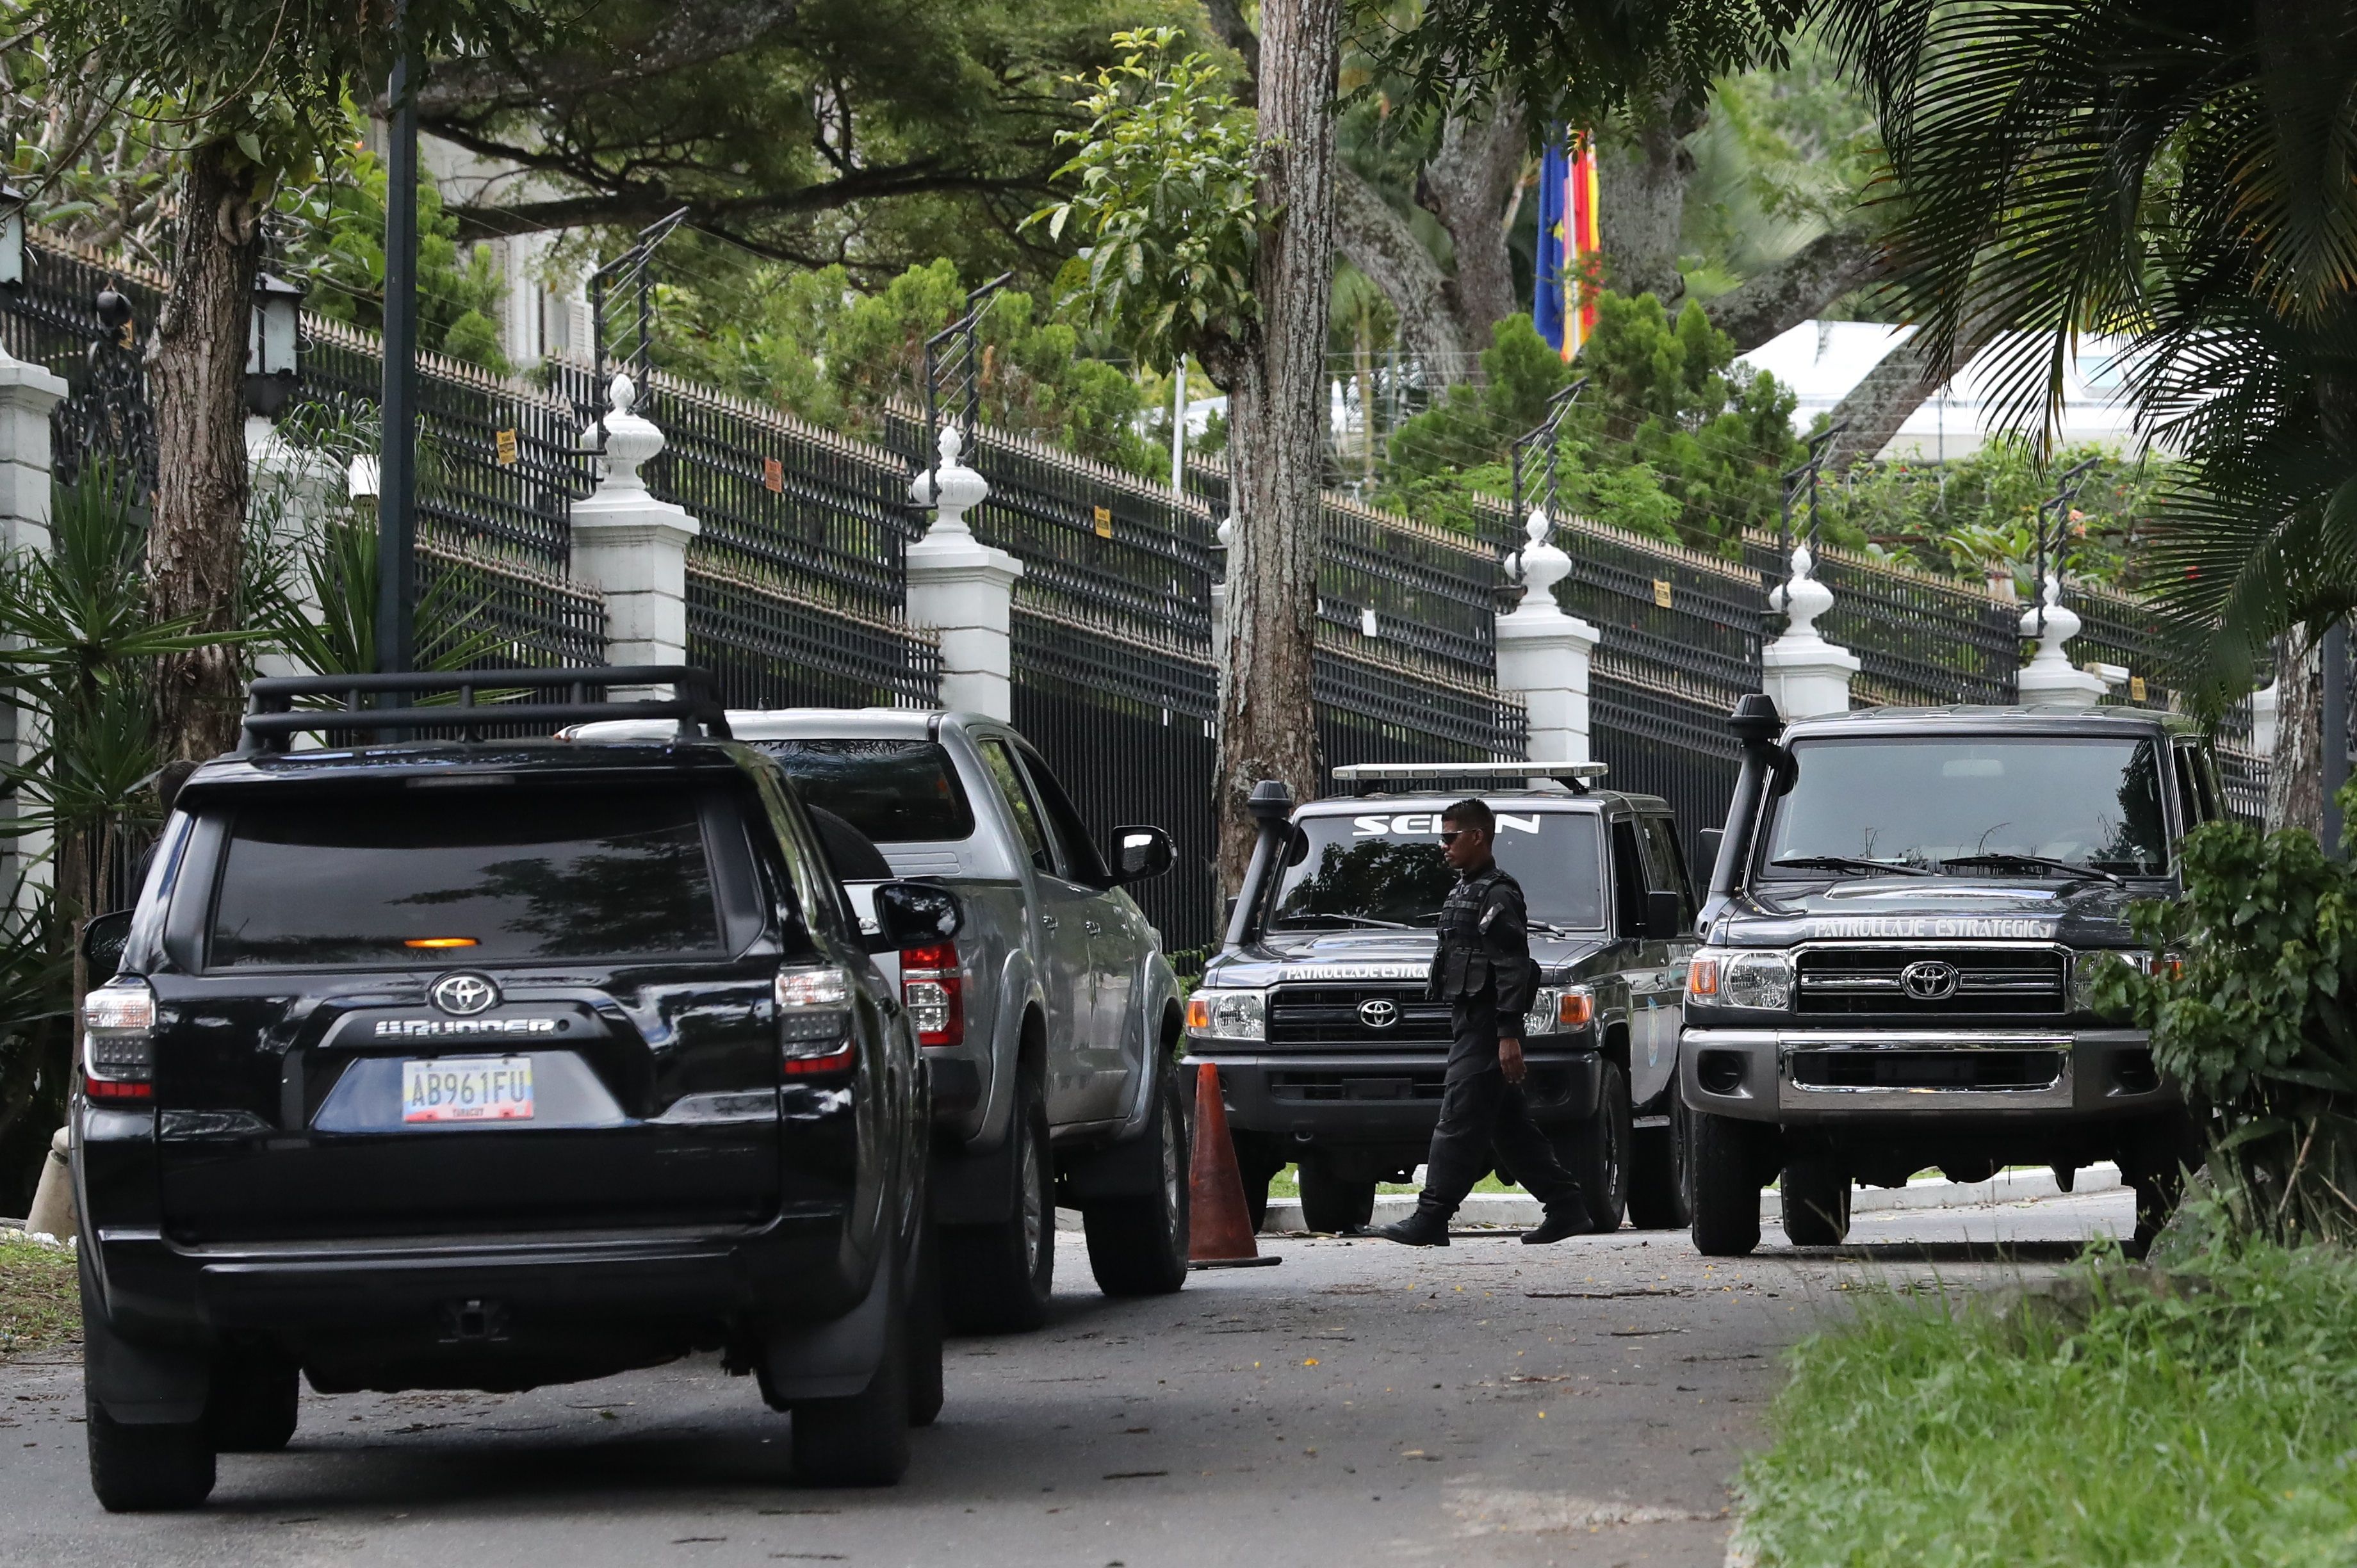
1534, 129, 1601, 361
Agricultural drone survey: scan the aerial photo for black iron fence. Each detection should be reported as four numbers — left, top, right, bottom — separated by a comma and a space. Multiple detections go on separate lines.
690, 561, 941, 712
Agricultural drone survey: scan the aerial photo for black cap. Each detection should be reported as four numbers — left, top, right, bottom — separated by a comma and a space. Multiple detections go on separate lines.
1246, 778, 1295, 823
1728, 692, 1785, 746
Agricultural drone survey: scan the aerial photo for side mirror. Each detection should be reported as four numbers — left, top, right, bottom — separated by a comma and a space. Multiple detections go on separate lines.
869, 880, 963, 952
82, 910, 133, 982
1697, 828, 1725, 870
1642, 889, 1685, 941
1107, 824, 1174, 885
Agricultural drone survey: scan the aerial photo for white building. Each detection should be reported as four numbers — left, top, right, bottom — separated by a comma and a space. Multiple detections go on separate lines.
1737, 320, 2149, 460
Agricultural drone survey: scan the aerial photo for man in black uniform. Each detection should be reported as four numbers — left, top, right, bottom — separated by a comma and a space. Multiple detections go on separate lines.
1370, 798, 1592, 1247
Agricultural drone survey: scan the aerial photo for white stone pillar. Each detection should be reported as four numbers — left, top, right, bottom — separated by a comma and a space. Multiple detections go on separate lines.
2250, 677, 2280, 756
0, 347, 67, 555
2014, 577, 2107, 708
1761, 543, 1861, 719
1209, 514, 1232, 653
246, 414, 345, 682
1494, 509, 1603, 764
568, 373, 700, 696
905, 426, 1022, 720
0, 348, 65, 906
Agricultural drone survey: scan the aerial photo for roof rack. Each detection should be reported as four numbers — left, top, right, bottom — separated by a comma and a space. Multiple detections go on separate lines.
236, 666, 732, 755
1330, 760, 1609, 796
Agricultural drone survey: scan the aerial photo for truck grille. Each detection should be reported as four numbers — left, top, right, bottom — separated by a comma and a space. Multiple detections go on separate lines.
1265, 985, 1451, 1047
1789, 1049, 2066, 1091
1795, 947, 2066, 1017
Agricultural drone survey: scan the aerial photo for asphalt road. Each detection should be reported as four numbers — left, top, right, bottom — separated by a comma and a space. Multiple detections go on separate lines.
0, 1189, 2132, 1568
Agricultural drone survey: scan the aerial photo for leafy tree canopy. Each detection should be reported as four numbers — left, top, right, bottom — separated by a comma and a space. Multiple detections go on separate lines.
1381, 297, 1801, 551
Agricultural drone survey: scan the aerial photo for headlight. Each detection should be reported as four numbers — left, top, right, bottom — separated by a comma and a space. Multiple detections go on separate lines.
1523, 985, 1595, 1038
1184, 988, 1267, 1042
1715, 951, 1792, 1011
2071, 950, 2179, 1013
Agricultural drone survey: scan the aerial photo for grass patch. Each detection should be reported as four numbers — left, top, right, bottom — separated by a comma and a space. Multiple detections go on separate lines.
1740, 1239, 2357, 1566
0, 1235, 78, 1360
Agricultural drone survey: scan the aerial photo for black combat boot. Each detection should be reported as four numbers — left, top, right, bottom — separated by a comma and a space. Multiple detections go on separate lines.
1368, 1202, 1452, 1246
1521, 1193, 1592, 1244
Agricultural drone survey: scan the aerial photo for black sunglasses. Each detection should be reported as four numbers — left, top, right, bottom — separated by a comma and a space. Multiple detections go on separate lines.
1439, 828, 1478, 844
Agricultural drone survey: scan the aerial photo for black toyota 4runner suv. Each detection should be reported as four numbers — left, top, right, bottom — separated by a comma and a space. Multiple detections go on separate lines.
1183, 763, 1699, 1234
72, 669, 956, 1510
1683, 696, 2214, 1256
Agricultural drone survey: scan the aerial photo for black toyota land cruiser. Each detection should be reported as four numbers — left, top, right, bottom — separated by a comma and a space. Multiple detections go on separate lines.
1182, 762, 1699, 1234
1683, 696, 2214, 1256
71, 669, 956, 1510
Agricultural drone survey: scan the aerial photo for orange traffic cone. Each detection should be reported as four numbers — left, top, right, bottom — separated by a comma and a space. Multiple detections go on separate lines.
1187, 1061, 1280, 1270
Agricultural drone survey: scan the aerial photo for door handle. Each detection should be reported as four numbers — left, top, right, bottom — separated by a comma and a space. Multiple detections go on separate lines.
1085, 919, 1103, 936
1041, 914, 1059, 931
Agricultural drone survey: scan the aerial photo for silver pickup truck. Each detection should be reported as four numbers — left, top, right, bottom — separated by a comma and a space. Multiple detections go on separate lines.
569, 708, 1188, 1330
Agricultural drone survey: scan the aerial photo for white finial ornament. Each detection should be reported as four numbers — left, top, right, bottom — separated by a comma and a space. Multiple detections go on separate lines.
1767, 543, 1834, 644
597, 372, 664, 495
1510, 506, 1571, 616
905, 422, 991, 537
2015, 573, 2103, 708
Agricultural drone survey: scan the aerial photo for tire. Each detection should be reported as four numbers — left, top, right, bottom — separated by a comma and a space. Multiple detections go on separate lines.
792, 1266, 913, 1487
204, 1352, 299, 1453
906, 1221, 944, 1428
1779, 1157, 1851, 1246
941, 1068, 1053, 1334
1082, 1066, 1191, 1296
1296, 1160, 1377, 1234
1551, 1059, 1632, 1232
1690, 1108, 1765, 1258
1626, 1090, 1694, 1231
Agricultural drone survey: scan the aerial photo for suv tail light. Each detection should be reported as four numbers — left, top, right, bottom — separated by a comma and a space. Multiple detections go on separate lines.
776, 965, 855, 1075
83, 979, 157, 1103
900, 942, 963, 1047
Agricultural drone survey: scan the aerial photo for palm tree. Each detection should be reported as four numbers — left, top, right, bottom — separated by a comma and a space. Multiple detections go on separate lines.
1806, 0, 2357, 817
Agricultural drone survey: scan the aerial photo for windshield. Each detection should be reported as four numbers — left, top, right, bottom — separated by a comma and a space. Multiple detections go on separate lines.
1758, 736, 2171, 878
1266, 808, 1605, 932
751, 738, 975, 844
208, 787, 724, 967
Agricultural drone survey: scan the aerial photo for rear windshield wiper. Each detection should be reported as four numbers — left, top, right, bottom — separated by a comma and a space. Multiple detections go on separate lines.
1770, 855, 1932, 878
1939, 853, 2123, 885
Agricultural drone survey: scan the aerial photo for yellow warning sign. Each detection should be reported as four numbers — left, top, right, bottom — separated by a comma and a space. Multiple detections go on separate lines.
1653, 578, 1673, 609
494, 429, 519, 466
1093, 505, 1114, 540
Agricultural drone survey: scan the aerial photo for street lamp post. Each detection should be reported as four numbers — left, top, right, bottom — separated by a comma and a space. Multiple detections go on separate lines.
377, 30, 420, 680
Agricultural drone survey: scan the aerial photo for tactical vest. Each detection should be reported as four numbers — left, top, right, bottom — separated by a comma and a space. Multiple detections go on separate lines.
1430, 866, 1510, 1002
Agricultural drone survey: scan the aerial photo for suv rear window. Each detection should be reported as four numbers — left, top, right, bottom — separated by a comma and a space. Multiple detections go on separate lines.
208, 788, 723, 967
752, 739, 975, 845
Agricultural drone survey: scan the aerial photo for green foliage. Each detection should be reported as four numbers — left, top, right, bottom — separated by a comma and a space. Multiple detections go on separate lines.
1027, 27, 1259, 379
657, 257, 1162, 478
2094, 787, 2357, 1245
1818, 443, 2167, 594
1740, 1239, 2357, 1566
282, 131, 513, 374
1380, 299, 1802, 551
0, 1233, 78, 1357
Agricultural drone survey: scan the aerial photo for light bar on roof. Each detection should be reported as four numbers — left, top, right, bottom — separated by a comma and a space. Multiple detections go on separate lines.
1330, 761, 1608, 782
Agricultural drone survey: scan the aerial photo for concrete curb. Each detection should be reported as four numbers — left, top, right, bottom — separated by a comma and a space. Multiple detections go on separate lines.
1259, 1163, 2125, 1234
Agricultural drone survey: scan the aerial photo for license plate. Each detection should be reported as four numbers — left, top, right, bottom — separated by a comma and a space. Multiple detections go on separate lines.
401, 1056, 535, 1123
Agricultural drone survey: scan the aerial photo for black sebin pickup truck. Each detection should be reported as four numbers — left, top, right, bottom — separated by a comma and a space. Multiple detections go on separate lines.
1682, 696, 2214, 1257
1182, 762, 1699, 1235
72, 669, 953, 1510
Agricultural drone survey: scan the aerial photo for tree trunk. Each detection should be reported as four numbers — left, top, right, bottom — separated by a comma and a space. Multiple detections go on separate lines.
1423, 94, 1528, 363
1595, 95, 1697, 306
1214, 0, 1339, 893
1702, 229, 1879, 354
149, 137, 272, 763
1821, 305, 2004, 470
2270, 630, 2324, 835
1333, 166, 1471, 378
